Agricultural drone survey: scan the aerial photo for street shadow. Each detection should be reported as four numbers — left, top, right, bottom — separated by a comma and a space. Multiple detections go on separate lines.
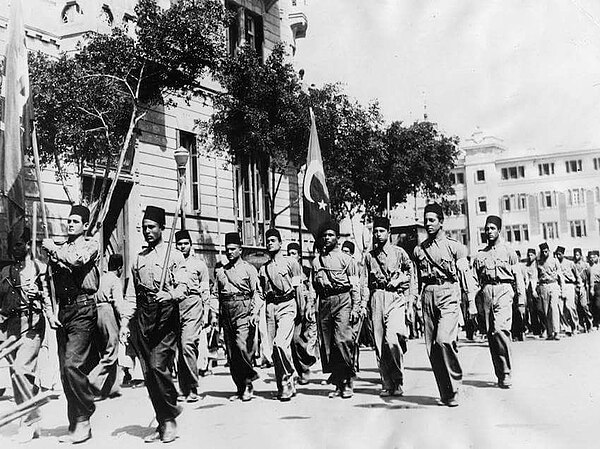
355, 376, 381, 385
111, 424, 155, 439
194, 403, 224, 411
462, 379, 497, 389
405, 366, 432, 372
43, 425, 71, 438
202, 390, 241, 400
459, 343, 489, 348
280, 416, 311, 420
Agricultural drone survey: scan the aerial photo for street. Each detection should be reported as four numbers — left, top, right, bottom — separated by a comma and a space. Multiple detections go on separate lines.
0, 330, 597, 449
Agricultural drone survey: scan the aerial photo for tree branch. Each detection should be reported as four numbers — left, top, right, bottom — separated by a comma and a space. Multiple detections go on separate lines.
82, 74, 136, 101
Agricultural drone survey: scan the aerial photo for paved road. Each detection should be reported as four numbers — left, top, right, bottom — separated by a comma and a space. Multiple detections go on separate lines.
0, 331, 598, 449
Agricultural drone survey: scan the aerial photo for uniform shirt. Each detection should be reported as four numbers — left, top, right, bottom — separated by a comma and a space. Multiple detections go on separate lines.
559, 258, 582, 288
524, 261, 538, 292
99, 271, 123, 304
536, 256, 564, 286
413, 232, 477, 301
312, 247, 362, 309
49, 235, 99, 299
588, 263, 600, 289
259, 253, 302, 298
214, 257, 262, 305
473, 240, 526, 304
363, 242, 417, 299
181, 254, 210, 303
574, 260, 590, 287
0, 258, 50, 316
123, 241, 189, 322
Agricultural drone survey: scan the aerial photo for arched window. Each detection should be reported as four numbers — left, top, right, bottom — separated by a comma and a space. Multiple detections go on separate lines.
62, 2, 83, 24
100, 5, 114, 26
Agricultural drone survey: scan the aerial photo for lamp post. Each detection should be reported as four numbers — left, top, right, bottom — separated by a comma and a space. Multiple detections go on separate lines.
174, 146, 189, 230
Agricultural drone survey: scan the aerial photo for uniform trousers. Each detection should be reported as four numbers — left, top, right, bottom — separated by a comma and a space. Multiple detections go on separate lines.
525, 288, 544, 336
132, 300, 180, 424
575, 285, 592, 331
539, 283, 561, 337
220, 297, 258, 393
560, 284, 579, 333
371, 290, 408, 390
177, 295, 203, 396
57, 299, 97, 427
291, 297, 317, 378
89, 302, 120, 398
318, 292, 355, 386
591, 284, 600, 327
481, 284, 513, 381
2, 313, 45, 424
266, 299, 297, 391
422, 283, 462, 402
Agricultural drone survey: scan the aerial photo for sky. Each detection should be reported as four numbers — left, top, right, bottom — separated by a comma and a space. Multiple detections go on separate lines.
294, 0, 600, 155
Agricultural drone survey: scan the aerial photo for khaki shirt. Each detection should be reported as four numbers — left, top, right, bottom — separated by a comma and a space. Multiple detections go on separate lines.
524, 261, 538, 292
414, 232, 477, 301
588, 263, 600, 290
559, 258, 582, 288
363, 242, 417, 299
0, 259, 50, 316
537, 256, 564, 287
50, 235, 99, 299
473, 240, 526, 304
181, 254, 210, 303
575, 260, 589, 287
214, 258, 262, 305
123, 241, 188, 321
312, 247, 361, 309
259, 253, 302, 298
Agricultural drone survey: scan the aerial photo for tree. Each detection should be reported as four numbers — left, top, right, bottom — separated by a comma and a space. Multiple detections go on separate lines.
29, 0, 230, 234
210, 43, 310, 226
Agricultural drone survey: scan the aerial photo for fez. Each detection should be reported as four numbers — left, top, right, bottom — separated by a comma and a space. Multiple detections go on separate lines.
225, 232, 242, 246
515, 250, 521, 258
143, 206, 165, 227
555, 246, 565, 255
108, 254, 123, 271
372, 216, 390, 230
70, 205, 91, 224
527, 248, 536, 255
318, 220, 340, 237
341, 241, 355, 254
265, 228, 282, 241
175, 229, 191, 242
539, 242, 549, 251
485, 215, 502, 229
287, 242, 301, 253
574, 248, 582, 255
591, 250, 600, 256
424, 202, 444, 220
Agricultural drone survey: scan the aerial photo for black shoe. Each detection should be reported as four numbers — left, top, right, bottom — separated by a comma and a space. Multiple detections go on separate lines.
60, 420, 92, 444
498, 374, 512, 389
241, 384, 254, 402
144, 426, 162, 444
161, 420, 177, 443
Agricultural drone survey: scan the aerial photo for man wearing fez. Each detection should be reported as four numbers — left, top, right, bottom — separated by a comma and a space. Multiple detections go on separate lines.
573, 248, 593, 332
413, 203, 477, 407
524, 248, 543, 337
312, 221, 364, 398
287, 241, 318, 383
119, 206, 189, 443
89, 254, 124, 401
555, 246, 581, 336
214, 232, 262, 401
42, 205, 99, 443
587, 250, 600, 328
473, 215, 525, 389
536, 242, 564, 340
0, 228, 51, 442
363, 216, 416, 397
174, 229, 210, 403
259, 229, 303, 401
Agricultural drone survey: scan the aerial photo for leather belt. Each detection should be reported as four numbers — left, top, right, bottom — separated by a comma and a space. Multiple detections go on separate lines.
539, 280, 558, 285
482, 279, 513, 286
266, 291, 294, 304
60, 294, 96, 307
320, 286, 351, 297
220, 293, 250, 302
422, 278, 455, 286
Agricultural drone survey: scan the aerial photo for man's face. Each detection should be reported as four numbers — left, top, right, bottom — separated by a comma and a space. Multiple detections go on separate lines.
484, 223, 500, 243
341, 246, 352, 256
176, 238, 192, 257
541, 248, 550, 259
373, 227, 389, 246
142, 219, 162, 245
226, 244, 242, 261
67, 214, 88, 237
11, 240, 29, 260
574, 252, 582, 263
592, 254, 599, 264
527, 252, 536, 263
287, 248, 300, 261
556, 252, 564, 262
425, 212, 442, 236
266, 236, 281, 254
322, 230, 338, 250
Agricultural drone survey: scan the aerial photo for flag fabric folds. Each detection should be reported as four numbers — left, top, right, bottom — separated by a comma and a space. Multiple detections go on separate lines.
1, 0, 30, 254
302, 108, 332, 238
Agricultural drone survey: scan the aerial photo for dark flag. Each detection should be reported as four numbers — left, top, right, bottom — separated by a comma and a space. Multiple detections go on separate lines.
302, 108, 331, 238
1, 0, 30, 256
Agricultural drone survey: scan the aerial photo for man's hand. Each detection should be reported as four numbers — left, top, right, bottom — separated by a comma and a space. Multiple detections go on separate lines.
119, 325, 130, 345
46, 312, 62, 329
26, 284, 40, 299
351, 307, 365, 325
156, 291, 172, 303
250, 309, 260, 326
41, 238, 57, 253
304, 303, 315, 322
468, 302, 478, 320
518, 303, 526, 315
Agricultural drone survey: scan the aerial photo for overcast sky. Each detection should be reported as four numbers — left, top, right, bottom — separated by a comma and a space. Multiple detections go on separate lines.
294, 0, 600, 155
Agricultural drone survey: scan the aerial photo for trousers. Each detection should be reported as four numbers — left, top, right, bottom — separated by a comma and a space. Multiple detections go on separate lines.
318, 292, 355, 386
177, 295, 203, 396
132, 300, 180, 423
291, 308, 318, 378
481, 284, 513, 381
89, 303, 120, 398
422, 283, 462, 401
266, 299, 297, 391
575, 285, 592, 331
371, 290, 408, 390
561, 284, 579, 333
57, 300, 97, 427
539, 283, 561, 336
220, 298, 258, 392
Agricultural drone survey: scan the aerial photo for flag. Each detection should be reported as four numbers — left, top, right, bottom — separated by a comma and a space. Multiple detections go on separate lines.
302, 108, 331, 238
0, 0, 30, 255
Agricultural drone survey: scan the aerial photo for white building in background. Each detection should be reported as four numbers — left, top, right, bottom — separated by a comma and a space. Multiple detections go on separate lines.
393, 131, 600, 256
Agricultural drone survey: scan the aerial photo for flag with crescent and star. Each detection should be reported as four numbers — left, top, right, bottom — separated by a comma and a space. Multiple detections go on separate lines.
0, 0, 31, 257
302, 108, 332, 238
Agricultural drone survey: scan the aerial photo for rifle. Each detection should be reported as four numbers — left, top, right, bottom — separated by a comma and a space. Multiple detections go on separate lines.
353, 312, 366, 372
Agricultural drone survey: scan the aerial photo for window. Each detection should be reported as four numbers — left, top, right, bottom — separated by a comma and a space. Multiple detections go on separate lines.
448, 229, 468, 246
447, 199, 466, 216
476, 170, 485, 182
542, 222, 559, 240
62, 2, 83, 23
227, 5, 264, 58
502, 195, 512, 212
234, 155, 270, 246
568, 188, 586, 206
539, 191, 557, 209
518, 193, 528, 210
505, 224, 529, 243
594, 157, 600, 170
501, 165, 525, 180
565, 159, 582, 173
478, 227, 487, 245
456, 172, 464, 184
100, 5, 113, 26
180, 131, 200, 211
570, 220, 587, 238
477, 196, 487, 214
538, 162, 555, 176
595, 187, 600, 203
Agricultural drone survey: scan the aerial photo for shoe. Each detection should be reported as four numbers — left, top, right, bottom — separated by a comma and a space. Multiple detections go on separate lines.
177, 394, 186, 402
161, 420, 177, 444
186, 392, 200, 403
241, 384, 254, 402
59, 420, 91, 444
391, 385, 404, 397
144, 427, 162, 444
438, 394, 459, 407
498, 374, 512, 389
279, 378, 294, 402
13, 423, 40, 443
297, 373, 311, 385
93, 396, 106, 402
379, 389, 392, 397
341, 380, 353, 399
328, 385, 342, 398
